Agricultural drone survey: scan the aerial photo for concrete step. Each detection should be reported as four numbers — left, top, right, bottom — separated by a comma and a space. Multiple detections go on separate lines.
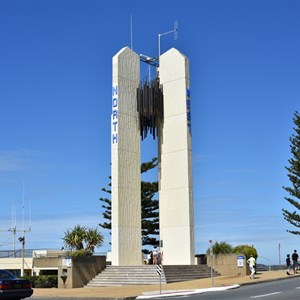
163, 265, 220, 283
86, 265, 220, 287
86, 265, 166, 287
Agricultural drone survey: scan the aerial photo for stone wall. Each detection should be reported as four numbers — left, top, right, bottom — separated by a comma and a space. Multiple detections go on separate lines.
34, 257, 59, 268
58, 256, 106, 288
207, 254, 249, 276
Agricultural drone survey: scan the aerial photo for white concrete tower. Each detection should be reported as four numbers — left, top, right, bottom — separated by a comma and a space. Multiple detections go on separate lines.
159, 48, 195, 265
111, 47, 142, 265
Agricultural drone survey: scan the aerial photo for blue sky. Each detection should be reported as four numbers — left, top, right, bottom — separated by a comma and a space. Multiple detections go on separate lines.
0, 0, 299, 266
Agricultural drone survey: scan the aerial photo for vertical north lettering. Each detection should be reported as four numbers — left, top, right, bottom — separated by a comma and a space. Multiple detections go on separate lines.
112, 85, 118, 97
112, 133, 118, 144
112, 110, 118, 120
112, 97, 118, 108
112, 85, 118, 144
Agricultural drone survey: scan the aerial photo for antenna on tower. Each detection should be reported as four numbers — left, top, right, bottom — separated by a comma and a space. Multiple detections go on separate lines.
29, 199, 32, 231
0, 189, 31, 259
174, 20, 178, 40
19, 180, 31, 276
10, 206, 17, 257
21, 180, 31, 234
130, 15, 133, 50
22, 180, 25, 232
158, 20, 179, 66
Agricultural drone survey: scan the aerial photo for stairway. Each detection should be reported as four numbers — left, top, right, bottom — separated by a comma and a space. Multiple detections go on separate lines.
86, 265, 220, 287
86, 265, 166, 287
163, 265, 220, 283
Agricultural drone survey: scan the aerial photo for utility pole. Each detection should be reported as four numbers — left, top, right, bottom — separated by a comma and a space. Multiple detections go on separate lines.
18, 236, 25, 276
209, 240, 214, 287
10, 227, 17, 257
0, 182, 32, 275
279, 243, 281, 269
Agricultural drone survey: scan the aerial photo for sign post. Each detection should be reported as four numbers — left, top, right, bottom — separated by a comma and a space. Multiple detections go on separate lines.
157, 264, 162, 294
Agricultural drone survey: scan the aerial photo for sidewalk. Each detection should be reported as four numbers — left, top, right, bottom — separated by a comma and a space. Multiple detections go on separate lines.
32, 270, 300, 299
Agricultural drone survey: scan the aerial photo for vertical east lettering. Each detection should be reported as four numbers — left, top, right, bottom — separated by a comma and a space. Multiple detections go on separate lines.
186, 88, 191, 135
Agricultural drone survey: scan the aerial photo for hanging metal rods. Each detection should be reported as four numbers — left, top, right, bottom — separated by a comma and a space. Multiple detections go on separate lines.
137, 77, 164, 140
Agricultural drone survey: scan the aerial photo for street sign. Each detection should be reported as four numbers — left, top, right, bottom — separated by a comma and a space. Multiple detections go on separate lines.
156, 264, 162, 276
156, 264, 162, 294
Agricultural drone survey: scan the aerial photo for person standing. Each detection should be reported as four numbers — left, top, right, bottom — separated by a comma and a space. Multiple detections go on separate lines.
247, 255, 256, 279
286, 254, 292, 275
152, 246, 159, 264
292, 250, 298, 273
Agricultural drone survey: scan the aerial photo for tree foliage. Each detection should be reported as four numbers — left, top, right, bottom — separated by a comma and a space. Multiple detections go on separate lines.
233, 244, 257, 260
99, 158, 159, 251
62, 225, 104, 254
141, 158, 159, 249
206, 241, 257, 260
63, 225, 86, 250
282, 111, 300, 234
206, 241, 233, 255
99, 176, 111, 232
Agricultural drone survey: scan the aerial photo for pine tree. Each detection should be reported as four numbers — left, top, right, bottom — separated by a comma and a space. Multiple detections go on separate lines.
282, 111, 300, 234
99, 176, 111, 232
99, 158, 159, 251
141, 158, 159, 251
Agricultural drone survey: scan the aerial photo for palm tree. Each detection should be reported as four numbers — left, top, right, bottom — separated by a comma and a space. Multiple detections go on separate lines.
62, 225, 104, 255
62, 225, 86, 250
85, 228, 104, 253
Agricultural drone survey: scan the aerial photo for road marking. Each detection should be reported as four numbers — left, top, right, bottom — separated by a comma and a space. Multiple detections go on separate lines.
159, 296, 190, 299
250, 292, 282, 298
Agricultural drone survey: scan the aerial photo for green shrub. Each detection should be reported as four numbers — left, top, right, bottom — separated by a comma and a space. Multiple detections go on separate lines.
233, 245, 257, 260
206, 241, 234, 255
69, 249, 92, 258
23, 275, 57, 288
205, 241, 258, 260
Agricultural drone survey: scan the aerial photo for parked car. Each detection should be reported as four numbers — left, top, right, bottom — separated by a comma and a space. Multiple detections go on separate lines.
0, 269, 33, 299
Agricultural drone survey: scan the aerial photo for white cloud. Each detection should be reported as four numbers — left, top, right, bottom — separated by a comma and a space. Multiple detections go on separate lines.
0, 149, 50, 173
0, 151, 24, 171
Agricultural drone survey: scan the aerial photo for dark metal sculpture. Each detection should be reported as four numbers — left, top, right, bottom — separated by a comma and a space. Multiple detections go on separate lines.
137, 77, 164, 140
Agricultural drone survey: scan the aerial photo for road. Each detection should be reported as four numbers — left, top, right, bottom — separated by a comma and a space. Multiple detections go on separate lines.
31, 295, 118, 300
147, 278, 300, 300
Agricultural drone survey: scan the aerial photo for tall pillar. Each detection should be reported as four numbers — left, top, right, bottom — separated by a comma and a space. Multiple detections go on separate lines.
159, 48, 195, 265
111, 47, 142, 265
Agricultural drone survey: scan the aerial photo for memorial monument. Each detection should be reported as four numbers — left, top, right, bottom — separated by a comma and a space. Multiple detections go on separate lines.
111, 46, 194, 266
